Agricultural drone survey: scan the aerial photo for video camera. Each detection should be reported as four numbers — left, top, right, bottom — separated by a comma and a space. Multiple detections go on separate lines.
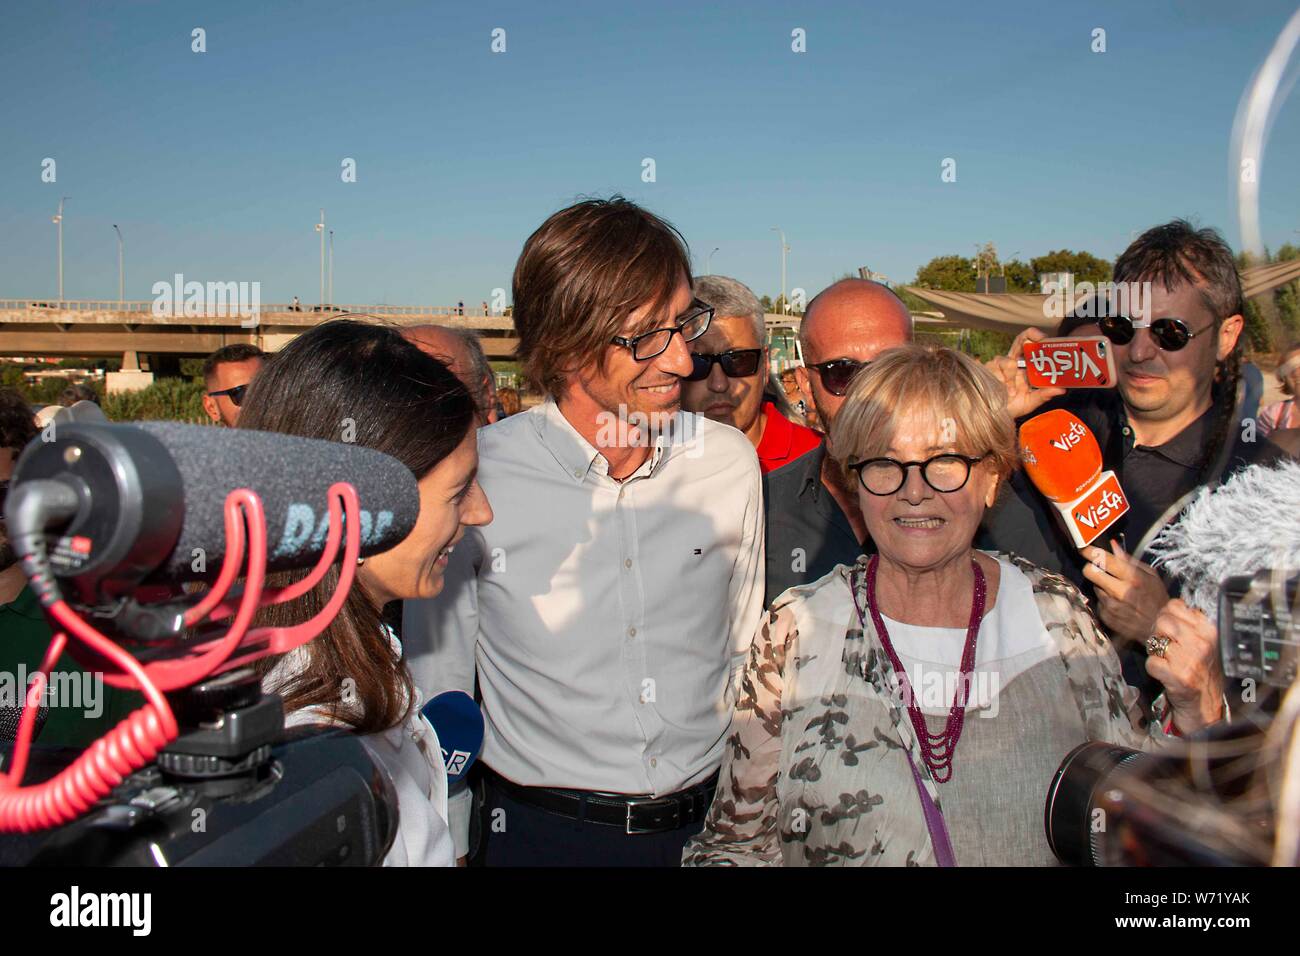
0, 410, 417, 865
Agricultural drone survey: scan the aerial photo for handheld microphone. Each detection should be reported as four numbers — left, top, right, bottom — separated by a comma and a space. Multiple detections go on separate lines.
420, 691, 484, 783
1019, 409, 1129, 548
6, 421, 420, 603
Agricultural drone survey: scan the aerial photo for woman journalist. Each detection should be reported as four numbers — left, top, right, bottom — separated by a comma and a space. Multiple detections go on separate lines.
238, 320, 493, 866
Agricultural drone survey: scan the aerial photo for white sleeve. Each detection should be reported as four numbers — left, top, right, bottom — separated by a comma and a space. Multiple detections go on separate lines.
727, 457, 766, 696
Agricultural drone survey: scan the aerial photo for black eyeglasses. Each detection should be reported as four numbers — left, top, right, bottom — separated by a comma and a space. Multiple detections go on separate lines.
685, 348, 763, 382
612, 301, 714, 361
849, 453, 987, 496
207, 383, 249, 406
1099, 315, 1212, 353
807, 359, 869, 397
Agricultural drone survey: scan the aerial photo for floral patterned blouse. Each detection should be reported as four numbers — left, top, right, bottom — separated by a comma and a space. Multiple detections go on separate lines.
682, 552, 1163, 867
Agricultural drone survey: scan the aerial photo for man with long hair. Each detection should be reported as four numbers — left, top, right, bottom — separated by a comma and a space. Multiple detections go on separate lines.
404, 197, 764, 866
984, 220, 1284, 697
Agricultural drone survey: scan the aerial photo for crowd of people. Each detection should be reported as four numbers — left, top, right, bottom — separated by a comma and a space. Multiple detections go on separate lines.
1, 197, 1295, 867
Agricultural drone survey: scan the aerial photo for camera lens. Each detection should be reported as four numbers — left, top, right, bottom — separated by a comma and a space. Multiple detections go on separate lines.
1044, 741, 1149, 866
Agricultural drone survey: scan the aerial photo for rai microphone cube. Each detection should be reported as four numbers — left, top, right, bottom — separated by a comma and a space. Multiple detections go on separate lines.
1018, 409, 1129, 548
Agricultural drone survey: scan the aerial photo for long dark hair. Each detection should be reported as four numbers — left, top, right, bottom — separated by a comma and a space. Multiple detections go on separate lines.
238, 320, 475, 733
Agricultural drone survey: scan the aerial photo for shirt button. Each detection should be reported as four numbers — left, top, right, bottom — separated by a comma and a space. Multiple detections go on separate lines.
624, 559, 632, 569
628, 627, 637, 638
650, 758, 658, 768
573, 468, 583, 478
1122, 427, 1132, 436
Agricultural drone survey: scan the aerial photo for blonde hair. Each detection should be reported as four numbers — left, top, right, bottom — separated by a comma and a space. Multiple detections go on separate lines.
830, 343, 1017, 484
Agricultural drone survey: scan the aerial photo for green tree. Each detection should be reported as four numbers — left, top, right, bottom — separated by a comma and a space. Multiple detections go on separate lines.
1242, 297, 1272, 352
1028, 250, 1112, 285
914, 255, 976, 291
1275, 244, 1300, 341
1, 363, 26, 390
1002, 259, 1037, 293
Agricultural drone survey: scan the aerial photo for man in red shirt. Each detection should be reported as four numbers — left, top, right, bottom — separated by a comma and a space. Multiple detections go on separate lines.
683, 275, 820, 473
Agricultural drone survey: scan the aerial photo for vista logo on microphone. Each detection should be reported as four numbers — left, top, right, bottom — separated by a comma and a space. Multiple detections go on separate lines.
1072, 474, 1127, 535
1049, 418, 1088, 453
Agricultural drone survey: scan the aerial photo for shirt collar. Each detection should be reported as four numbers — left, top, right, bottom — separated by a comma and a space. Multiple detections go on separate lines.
757, 400, 794, 464
1119, 402, 1213, 469
0, 582, 45, 621
535, 397, 669, 485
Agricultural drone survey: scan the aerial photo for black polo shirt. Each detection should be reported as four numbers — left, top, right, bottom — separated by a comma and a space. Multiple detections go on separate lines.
762, 442, 867, 606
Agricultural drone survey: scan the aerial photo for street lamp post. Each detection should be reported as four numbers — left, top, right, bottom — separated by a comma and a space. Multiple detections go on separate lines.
315, 209, 326, 307
328, 229, 335, 306
706, 247, 719, 275
771, 227, 788, 313
113, 224, 124, 305
52, 197, 69, 302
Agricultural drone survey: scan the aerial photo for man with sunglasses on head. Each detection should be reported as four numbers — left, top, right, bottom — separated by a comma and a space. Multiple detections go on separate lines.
982, 221, 1283, 691
761, 278, 914, 605
201, 343, 265, 427
681, 275, 819, 473
404, 197, 764, 866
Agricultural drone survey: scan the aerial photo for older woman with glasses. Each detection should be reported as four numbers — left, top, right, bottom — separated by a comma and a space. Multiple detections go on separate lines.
683, 344, 1224, 866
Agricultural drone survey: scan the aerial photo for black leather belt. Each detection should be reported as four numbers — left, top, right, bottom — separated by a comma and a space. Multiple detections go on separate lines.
482, 766, 719, 835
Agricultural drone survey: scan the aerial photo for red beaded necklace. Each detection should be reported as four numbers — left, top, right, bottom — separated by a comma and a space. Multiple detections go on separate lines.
850, 554, 987, 784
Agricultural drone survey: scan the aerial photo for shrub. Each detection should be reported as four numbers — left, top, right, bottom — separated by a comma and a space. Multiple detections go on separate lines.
99, 377, 209, 423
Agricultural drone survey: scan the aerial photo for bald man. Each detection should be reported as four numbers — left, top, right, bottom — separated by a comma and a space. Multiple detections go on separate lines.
763, 279, 913, 604
403, 325, 499, 427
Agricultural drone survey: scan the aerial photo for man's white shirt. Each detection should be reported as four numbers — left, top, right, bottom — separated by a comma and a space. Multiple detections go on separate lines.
403, 397, 764, 853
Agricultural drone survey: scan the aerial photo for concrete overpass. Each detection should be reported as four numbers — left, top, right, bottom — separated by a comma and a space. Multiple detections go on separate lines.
0, 299, 519, 391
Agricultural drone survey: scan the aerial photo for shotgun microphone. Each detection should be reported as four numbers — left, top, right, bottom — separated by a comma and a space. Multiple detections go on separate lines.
5, 421, 420, 604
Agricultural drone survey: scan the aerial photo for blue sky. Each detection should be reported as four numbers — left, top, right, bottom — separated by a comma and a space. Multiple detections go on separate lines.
2, 0, 1298, 307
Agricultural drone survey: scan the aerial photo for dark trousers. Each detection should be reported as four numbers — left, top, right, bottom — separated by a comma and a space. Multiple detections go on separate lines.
469, 772, 704, 867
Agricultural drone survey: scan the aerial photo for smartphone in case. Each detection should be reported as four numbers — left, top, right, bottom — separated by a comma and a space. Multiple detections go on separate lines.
1022, 336, 1116, 389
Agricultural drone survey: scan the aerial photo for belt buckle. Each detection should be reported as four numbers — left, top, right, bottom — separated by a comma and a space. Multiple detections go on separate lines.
625, 796, 677, 835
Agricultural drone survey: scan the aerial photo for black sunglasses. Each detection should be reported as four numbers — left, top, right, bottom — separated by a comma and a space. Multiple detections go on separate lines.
1099, 314, 1212, 353
207, 383, 250, 406
807, 358, 869, 397
686, 348, 763, 382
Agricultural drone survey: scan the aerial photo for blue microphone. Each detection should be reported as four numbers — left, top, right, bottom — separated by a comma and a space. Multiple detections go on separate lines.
420, 691, 484, 783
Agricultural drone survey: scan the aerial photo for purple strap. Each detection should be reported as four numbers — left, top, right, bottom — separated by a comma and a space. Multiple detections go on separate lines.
905, 744, 957, 867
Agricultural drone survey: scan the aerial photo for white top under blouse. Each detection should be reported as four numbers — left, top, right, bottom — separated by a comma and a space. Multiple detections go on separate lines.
878, 556, 1058, 717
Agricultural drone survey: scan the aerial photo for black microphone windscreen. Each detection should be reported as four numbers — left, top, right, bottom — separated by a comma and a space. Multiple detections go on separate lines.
131, 422, 420, 579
